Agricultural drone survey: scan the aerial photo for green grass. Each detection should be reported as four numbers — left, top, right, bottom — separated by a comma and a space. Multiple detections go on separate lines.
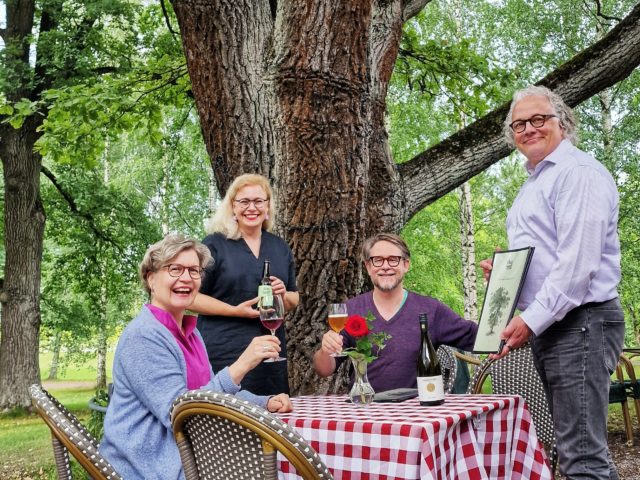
1, 350, 111, 480
39, 351, 114, 382
0, 387, 94, 480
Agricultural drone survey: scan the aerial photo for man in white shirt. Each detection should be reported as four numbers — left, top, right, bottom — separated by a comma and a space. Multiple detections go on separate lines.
481, 86, 624, 480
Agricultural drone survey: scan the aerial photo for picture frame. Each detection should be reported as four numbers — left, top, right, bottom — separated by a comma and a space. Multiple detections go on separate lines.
472, 247, 535, 354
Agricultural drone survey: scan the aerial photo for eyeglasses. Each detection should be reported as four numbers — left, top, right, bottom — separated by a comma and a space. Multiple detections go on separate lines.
509, 114, 557, 133
162, 264, 204, 279
368, 256, 404, 267
233, 198, 269, 209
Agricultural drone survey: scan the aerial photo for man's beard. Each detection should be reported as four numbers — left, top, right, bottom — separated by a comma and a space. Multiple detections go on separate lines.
372, 274, 403, 292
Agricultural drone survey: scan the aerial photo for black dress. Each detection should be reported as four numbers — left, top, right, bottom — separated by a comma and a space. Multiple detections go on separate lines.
197, 231, 297, 395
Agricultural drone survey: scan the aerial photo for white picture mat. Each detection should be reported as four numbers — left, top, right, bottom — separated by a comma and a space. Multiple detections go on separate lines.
473, 248, 533, 353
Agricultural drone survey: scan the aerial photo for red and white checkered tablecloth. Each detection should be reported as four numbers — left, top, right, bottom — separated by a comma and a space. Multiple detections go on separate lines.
276, 394, 552, 480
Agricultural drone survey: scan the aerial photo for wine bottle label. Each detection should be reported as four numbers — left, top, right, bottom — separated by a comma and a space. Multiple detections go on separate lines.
417, 375, 444, 402
258, 285, 273, 307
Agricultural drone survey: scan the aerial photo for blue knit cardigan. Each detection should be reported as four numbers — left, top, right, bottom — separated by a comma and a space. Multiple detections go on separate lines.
99, 306, 268, 479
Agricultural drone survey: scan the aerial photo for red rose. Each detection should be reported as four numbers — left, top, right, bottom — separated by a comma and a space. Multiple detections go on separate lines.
345, 314, 369, 337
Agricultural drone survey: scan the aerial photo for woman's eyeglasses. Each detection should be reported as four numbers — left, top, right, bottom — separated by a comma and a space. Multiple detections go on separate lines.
162, 264, 204, 279
233, 198, 269, 209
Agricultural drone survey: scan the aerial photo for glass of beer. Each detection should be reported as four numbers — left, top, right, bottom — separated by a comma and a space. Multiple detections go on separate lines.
328, 303, 348, 357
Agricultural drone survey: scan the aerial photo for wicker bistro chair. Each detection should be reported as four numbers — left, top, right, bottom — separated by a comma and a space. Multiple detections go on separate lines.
619, 353, 640, 427
171, 390, 333, 480
436, 345, 458, 394
609, 353, 640, 446
29, 384, 122, 480
466, 344, 557, 471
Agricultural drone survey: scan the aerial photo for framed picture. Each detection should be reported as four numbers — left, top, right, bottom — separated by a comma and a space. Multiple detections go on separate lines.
472, 247, 535, 354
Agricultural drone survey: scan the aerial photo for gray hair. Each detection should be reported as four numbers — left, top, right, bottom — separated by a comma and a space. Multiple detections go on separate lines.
139, 233, 212, 295
206, 173, 275, 240
504, 85, 578, 148
361, 233, 411, 264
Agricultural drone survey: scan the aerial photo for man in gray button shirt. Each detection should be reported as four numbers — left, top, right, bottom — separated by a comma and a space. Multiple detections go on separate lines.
481, 85, 625, 480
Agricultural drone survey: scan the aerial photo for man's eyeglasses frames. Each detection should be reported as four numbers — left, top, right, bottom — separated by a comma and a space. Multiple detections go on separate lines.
368, 256, 404, 267
509, 114, 557, 133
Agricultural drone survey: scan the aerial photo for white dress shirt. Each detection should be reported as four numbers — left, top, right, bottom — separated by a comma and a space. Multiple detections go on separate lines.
507, 139, 621, 335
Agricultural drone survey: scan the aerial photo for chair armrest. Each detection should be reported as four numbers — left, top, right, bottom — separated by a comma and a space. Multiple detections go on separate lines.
454, 351, 482, 366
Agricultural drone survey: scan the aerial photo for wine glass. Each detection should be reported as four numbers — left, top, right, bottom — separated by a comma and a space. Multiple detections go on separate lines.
259, 294, 286, 362
328, 303, 348, 357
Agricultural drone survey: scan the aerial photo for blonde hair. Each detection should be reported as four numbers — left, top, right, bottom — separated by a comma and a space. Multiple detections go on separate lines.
139, 233, 212, 295
504, 85, 578, 148
206, 173, 275, 239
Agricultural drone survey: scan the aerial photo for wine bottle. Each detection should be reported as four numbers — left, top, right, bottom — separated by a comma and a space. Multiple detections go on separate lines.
258, 259, 273, 308
417, 313, 445, 406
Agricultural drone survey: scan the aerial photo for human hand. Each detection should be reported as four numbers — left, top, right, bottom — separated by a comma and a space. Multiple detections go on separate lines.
479, 247, 502, 283
489, 315, 532, 360
235, 297, 261, 318
269, 276, 287, 297
267, 393, 293, 413
237, 335, 281, 370
320, 330, 343, 357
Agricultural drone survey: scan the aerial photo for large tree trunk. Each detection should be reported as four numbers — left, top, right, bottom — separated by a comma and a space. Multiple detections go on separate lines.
0, 119, 46, 410
0, 0, 60, 410
170, 0, 640, 396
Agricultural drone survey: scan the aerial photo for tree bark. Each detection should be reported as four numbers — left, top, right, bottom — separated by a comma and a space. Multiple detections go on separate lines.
170, 0, 278, 192
459, 182, 478, 322
0, 118, 46, 410
0, 0, 60, 409
170, 0, 640, 396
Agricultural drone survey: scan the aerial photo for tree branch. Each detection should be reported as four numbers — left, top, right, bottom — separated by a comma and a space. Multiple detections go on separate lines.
399, 2, 640, 221
593, 0, 622, 22
40, 165, 125, 254
402, 0, 432, 22
160, 0, 180, 39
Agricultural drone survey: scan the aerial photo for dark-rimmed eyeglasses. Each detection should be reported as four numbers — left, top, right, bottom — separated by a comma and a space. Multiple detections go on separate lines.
509, 114, 557, 133
162, 264, 204, 279
368, 256, 404, 267
233, 198, 269, 209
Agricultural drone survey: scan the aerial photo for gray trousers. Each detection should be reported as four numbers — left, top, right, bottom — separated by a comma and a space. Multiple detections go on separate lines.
531, 298, 625, 480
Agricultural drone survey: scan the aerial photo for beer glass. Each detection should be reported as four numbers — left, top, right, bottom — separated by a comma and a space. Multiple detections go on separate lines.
328, 303, 348, 357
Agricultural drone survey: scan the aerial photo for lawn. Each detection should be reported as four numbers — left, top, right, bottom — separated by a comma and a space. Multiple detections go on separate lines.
38, 350, 114, 383
0, 352, 112, 480
0, 387, 95, 480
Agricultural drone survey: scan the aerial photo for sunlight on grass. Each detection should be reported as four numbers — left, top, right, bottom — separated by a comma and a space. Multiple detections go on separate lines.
39, 351, 114, 382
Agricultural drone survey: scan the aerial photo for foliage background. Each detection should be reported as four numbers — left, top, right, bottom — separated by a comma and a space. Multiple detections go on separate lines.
0, 0, 638, 388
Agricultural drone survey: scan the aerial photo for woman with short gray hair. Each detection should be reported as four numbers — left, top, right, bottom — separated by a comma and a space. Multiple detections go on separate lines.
100, 233, 292, 479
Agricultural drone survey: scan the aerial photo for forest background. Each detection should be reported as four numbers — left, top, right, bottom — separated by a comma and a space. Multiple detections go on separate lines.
1, 0, 640, 409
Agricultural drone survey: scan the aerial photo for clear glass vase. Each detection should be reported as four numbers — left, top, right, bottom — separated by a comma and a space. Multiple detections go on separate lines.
349, 357, 375, 405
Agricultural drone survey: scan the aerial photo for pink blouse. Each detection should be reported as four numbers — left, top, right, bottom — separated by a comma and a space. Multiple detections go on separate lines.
146, 304, 212, 389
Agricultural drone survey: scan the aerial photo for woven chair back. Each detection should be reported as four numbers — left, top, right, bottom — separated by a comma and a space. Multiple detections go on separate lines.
29, 384, 122, 480
171, 390, 333, 480
467, 345, 556, 460
436, 345, 458, 394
